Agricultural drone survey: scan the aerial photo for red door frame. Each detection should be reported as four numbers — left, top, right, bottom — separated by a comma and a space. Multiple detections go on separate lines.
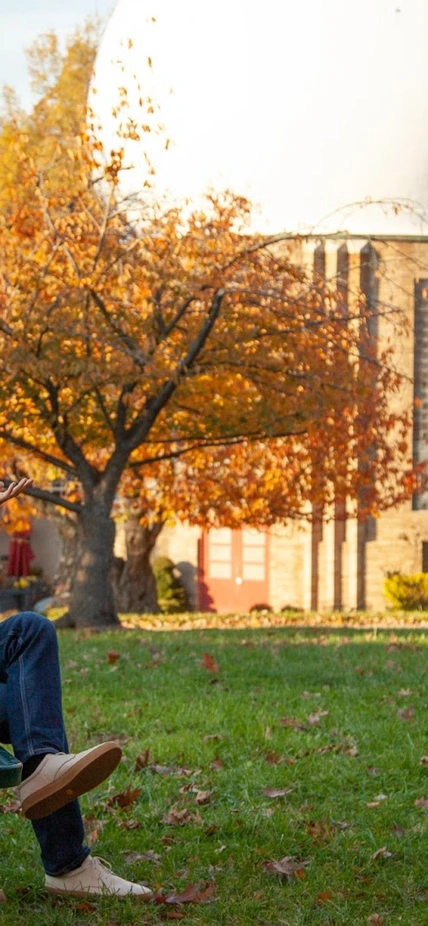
198, 527, 270, 613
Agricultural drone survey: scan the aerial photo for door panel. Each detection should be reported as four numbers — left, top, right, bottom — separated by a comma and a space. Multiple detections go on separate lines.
198, 528, 269, 613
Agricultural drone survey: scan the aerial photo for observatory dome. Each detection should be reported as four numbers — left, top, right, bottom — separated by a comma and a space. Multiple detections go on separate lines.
93, 0, 428, 236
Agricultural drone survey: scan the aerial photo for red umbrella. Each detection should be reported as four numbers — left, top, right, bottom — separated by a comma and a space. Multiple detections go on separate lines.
7, 531, 35, 577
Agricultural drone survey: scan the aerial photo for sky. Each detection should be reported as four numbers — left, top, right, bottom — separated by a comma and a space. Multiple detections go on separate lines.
93, 0, 428, 236
2, 0, 428, 235
0, 0, 114, 110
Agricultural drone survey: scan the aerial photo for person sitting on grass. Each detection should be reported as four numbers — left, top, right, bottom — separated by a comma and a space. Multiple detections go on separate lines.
0, 478, 152, 901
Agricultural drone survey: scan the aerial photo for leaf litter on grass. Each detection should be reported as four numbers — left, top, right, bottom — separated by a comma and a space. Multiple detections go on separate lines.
45, 623, 428, 925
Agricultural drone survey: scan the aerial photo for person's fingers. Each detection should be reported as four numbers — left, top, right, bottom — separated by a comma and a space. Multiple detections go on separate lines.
0, 478, 33, 500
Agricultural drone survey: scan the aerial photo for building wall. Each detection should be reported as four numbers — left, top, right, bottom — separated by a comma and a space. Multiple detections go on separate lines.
154, 523, 201, 609
267, 235, 428, 612
176, 235, 428, 614
0, 518, 61, 585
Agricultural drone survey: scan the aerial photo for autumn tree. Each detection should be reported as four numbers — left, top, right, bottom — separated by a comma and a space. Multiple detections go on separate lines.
0, 29, 415, 627
0, 19, 100, 578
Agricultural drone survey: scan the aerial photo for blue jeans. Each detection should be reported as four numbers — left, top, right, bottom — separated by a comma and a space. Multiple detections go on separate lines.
0, 612, 90, 875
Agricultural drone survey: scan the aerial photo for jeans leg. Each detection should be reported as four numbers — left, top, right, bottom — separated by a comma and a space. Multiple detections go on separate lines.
0, 612, 66, 762
0, 618, 90, 875
31, 802, 90, 876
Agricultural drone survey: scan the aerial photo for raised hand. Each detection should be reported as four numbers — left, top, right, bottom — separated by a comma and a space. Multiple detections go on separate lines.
0, 478, 33, 506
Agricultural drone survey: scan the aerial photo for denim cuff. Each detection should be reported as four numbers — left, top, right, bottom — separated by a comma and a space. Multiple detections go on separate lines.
44, 846, 90, 877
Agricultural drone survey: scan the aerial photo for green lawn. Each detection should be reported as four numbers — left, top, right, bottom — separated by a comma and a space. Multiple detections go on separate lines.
2, 622, 428, 924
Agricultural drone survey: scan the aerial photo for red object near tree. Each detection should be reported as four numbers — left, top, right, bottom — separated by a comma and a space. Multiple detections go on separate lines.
7, 531, 35, 577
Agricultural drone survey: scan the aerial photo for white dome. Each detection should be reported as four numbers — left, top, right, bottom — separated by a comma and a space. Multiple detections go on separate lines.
92, 0, 428, 235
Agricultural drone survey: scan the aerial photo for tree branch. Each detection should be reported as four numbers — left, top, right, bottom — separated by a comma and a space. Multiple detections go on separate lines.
0, 480, 81, 513
125, 288, 228, 451
0, 429, 76, 474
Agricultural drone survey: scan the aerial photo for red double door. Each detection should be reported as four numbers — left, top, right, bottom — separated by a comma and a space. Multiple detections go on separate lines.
198, 527, 270, 613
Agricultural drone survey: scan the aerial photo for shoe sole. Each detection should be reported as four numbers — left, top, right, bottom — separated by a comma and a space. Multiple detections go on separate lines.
21, 743, 122, 820
45, 886, 153, 901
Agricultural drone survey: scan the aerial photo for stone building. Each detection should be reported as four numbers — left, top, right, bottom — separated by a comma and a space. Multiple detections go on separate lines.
154, 234, 428, 613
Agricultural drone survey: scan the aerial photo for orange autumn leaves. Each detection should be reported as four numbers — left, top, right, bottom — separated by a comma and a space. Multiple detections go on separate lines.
0, 22, 416, 552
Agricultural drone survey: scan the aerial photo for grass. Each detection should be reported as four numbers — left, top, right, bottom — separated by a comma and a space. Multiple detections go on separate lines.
1, 620, 428, 924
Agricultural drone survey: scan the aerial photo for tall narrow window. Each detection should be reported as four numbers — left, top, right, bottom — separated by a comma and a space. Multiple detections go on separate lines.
313, 243, 325, 286
336, 244, 349, 318
360, 243, 379, 341
413, 281, 428, 509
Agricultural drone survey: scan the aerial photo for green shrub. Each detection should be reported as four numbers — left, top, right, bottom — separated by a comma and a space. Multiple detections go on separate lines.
384, 572, 428, 610
152, 555, 190, 613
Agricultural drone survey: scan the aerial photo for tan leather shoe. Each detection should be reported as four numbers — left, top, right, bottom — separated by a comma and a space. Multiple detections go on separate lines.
45, 855, 153, 900
18, 743, 122, 819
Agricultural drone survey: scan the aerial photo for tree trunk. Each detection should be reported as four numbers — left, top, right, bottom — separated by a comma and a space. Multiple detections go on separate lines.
115, 515, 163, 613
58, 502, 119, 628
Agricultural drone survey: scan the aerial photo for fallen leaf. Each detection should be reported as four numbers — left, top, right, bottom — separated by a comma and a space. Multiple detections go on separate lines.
415, 797, 428, 808
119, 818, 141, 829
315, 889, 333, 904
194, 789, 212, 806
397, 706, 414, 721
122, 850, 149, 863
263, 856, 309, 879
366, 766, 381, 777
306, 820, 334, 843
161, 881, 217, 904
141, 849, 161, 864
264, 751, 282, 765
135, 749, 151, 770
106, 649, 120, 664
331, 819, 352, 830
149, 764, 177, 777
307, 710, 329, 726
392, 822, 405, 838
75, 901, 97, 912
0, 890, 6, 903
106, 785, 141, 809
280, 716, 306, 730
262, 787, 294, 798
201, 653, 219, 674
163, 806, 203, 826
86, 826, 102, 846
165, 913, 185, 920
203, 734, 223, 742
420, 756, 428, 766
161, 834, 176, 845
0, 800, 20, 814
210, 757, 224, 771
367, 915, 385, 925
371, 846, 392, 861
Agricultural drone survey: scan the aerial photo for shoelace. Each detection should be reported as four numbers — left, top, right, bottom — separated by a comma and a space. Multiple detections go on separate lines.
91, 857, 113, 873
